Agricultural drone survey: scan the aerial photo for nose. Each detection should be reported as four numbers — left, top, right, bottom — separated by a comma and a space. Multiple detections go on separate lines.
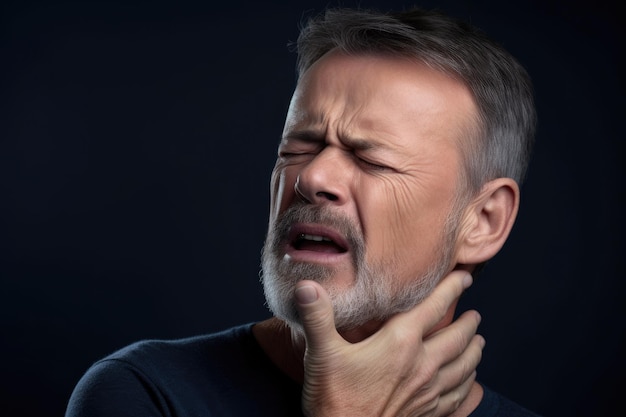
294, 148, 349, 206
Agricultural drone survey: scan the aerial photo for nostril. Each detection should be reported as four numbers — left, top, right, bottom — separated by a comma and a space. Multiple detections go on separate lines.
316, 191, 338, 201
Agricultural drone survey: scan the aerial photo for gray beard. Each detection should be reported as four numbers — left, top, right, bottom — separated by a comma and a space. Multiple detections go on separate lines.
260, 202, 458, 334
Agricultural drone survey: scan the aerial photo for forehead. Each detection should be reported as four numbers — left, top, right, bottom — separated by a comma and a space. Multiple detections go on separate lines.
285, 51, 478, 149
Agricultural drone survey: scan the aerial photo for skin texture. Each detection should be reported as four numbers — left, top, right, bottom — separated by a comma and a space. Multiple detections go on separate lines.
255, 50, 520, 416
272, 51, 472, 300
262, 51, 477, 337
255, 273, 485, 417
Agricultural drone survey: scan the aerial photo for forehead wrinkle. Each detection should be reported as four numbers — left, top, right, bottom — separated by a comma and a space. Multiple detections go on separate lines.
333, 95, 391, 152
338, 116, 416, 161
282, 106, 328, 139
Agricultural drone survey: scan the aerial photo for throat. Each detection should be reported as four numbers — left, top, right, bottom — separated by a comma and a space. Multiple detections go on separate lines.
252, 318, 305, 383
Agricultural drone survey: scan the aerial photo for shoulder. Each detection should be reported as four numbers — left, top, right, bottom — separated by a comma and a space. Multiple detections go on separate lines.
86, 322, 263, 390
105, 322, 259, 370
470, 385, 542, 417
78, 323, 258, 384
66, 323, 268, 417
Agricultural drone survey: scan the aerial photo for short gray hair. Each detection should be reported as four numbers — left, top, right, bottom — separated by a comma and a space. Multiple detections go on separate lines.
294, 7, 536, 193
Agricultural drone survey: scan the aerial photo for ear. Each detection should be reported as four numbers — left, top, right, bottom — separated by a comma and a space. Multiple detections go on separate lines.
455, 178, 520, 265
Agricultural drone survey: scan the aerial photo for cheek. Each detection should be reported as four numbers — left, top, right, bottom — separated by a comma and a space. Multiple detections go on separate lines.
360, 177, 453, 272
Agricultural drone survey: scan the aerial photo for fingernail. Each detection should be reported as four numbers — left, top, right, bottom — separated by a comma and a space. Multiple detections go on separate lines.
295, 285, 318, 304
462, 273, 473, 289
479, 335, 486, 348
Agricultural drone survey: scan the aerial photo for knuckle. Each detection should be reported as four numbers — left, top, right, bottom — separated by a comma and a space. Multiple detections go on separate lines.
302, 307, 333, 330
416, 359, 439, 386
451, 326, 469, 352
427, 295, 449, 319
389, 324, 416, 349
450, 389, 463, 411
410, 393, 439, 417
383, 325, 421, 366
459, 360, 472, 383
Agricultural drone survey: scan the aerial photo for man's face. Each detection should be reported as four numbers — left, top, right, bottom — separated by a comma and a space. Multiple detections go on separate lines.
262, 51, 478, 332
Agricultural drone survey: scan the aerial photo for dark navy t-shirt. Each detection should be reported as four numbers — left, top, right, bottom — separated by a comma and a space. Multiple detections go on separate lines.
66, 323, 540, 417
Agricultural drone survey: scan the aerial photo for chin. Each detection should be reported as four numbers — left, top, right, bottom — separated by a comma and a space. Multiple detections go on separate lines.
262, 259, 437, 335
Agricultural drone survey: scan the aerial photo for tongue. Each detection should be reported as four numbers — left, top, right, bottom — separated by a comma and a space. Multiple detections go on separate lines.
297, 240, 343, 253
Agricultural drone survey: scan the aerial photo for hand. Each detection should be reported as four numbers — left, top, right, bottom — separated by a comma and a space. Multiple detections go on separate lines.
294, 270, 484, 417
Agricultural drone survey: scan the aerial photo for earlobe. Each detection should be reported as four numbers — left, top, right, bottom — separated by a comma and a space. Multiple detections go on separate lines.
456, 178, 520, 265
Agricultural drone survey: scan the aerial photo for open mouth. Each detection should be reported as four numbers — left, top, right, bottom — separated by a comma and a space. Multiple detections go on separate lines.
287, 224, 350, 256
293, 233, 348, 254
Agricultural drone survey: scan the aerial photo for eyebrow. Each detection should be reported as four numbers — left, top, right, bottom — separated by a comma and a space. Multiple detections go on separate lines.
283, 129, 386, 151
282, 129, 323, 143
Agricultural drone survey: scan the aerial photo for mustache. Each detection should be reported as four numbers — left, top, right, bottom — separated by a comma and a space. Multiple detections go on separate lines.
272, 202, 364, 260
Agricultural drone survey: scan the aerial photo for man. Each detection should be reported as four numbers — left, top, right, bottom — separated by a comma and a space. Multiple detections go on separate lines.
66, 7, 540, 417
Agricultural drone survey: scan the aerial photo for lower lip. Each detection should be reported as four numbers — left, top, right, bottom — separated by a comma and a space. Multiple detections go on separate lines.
284, 245, 350, 265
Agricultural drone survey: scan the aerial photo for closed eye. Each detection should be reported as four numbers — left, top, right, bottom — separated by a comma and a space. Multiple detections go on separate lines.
279, 151, 316, 158
278, 151, 320, 166
354, 154, 391, 171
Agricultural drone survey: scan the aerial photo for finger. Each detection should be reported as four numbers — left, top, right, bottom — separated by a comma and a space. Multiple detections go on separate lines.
395, 363, 478, 417
389, 318, 483, 416
435, 333, 485, 394
387, 270, 473, 334
401, 338, 482, 417
435, 370, 478, 415
423, 309, 482, 366
294, 280, 342, 352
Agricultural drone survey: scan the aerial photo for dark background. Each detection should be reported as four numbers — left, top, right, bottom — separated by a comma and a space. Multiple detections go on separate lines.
1, 0, 623, 416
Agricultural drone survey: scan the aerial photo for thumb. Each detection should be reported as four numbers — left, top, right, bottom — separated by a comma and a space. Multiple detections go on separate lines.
294, 280, 341, 352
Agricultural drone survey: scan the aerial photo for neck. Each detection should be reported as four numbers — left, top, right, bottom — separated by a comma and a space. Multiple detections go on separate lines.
253, 317, 306, 382
252, 299, 460, 383
252, 302, 483, 416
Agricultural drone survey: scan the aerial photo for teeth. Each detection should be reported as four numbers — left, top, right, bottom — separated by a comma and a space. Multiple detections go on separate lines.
300, 233, 332, 242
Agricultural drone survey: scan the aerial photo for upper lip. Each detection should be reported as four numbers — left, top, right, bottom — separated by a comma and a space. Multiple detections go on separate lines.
287, 223, 350, 252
